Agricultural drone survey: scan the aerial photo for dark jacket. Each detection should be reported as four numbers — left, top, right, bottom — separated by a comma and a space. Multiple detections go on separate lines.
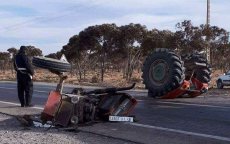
14, 49, 34, 76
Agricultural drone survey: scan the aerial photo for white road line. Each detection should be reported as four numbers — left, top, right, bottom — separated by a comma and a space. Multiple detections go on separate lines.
0, 101, 43, 110
129, 123, 230, 142
158, 101, 230, 109
1, 100, 230, 142
34, 90, 48, 93
0, 87, 15, 90
0, 87, 48, 93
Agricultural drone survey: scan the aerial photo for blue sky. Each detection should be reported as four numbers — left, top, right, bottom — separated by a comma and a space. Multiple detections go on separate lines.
0, 0, 229, 55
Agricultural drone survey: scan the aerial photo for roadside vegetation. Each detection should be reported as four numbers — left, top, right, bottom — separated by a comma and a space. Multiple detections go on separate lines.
0, 20, 229, 87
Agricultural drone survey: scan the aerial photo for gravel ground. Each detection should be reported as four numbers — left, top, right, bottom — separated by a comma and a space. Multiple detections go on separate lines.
0, 113, 134, 144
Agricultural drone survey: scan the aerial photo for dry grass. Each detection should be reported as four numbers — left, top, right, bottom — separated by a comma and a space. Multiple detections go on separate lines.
0, 69, 222, 89
0, 69, 145, 88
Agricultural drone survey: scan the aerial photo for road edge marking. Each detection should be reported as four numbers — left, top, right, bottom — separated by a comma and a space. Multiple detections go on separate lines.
0, 87, 48, 93
129, 123, 230, 142
158, 101, 230, 109
0, 101, 43, 110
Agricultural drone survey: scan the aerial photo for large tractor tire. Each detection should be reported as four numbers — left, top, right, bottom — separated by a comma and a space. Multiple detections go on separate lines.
195, 67, 211, 83
142, 48, 185, 98
32, 56, 71, 73
182, 53, 211, 83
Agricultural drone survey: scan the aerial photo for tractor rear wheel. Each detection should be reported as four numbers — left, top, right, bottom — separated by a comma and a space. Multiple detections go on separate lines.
182, 53, 211, 83
142, 48, 185, 98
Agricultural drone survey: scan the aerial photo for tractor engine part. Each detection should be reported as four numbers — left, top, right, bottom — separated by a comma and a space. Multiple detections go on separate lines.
32, 56, 137, 127
40, 84, 137, 127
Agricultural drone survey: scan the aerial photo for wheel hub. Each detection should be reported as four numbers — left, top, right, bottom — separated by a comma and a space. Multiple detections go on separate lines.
149, 59, 169, 86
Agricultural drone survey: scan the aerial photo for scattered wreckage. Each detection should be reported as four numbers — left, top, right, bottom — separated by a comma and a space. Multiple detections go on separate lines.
17, 56, 137, 129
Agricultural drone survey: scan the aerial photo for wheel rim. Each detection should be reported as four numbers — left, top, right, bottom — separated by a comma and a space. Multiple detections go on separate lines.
217, 82, 222, 88
149, 59, 169, 86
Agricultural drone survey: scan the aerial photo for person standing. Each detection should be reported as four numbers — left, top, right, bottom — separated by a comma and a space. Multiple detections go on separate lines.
14, 46, 34, 107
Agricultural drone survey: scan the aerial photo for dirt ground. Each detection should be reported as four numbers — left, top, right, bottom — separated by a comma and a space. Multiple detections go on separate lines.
0, 69, 145, 88
0, 69, 223, 89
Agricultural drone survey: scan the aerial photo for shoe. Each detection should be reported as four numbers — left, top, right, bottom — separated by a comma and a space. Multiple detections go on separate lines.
21, 105, 25, 107
25, 104, 34, 107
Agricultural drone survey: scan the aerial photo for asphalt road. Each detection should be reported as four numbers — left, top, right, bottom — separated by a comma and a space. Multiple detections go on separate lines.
0, 81, 230, 144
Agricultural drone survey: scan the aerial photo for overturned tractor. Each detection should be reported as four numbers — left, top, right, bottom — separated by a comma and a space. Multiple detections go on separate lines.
142, 48, 211, 99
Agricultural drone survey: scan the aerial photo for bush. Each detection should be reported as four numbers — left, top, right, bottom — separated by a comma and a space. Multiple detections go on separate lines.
91, 75, 99, 83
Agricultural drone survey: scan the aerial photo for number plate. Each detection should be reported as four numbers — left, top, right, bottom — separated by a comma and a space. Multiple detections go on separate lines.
109, 116, 133, 122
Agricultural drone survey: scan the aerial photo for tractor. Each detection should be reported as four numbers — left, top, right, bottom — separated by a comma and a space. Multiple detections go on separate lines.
142, 48, 211, 99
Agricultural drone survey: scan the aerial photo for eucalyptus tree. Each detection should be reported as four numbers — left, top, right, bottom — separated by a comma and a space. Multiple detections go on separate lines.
7, 47, 18, 57
78, 23, 119, 82
118, 23, 147, 80
62, 35, 94, 79
141, 29, 175, 56
203, 25, 229, 69
0, 52, 11, 72
175, 20, 206, 53
175, 20, 229, 69
25, 45, 43, 57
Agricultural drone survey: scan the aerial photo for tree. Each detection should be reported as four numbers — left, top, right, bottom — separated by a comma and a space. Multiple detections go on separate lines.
0, 52, 11, 73
62, 35, 87, 79
0, 52, 10, 61
175, 20, 206, 53
205, 26, 229, 69
118, 23, 147, 80
7, 47, 18, 57
78, 24, 119, 81
141, 29, 176, 56
62, 35, 81, 62
25, 46, 43, 57
175, 20, 229, 70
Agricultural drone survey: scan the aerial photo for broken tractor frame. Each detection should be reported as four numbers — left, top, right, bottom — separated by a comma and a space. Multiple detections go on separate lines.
32, 56, 137, 128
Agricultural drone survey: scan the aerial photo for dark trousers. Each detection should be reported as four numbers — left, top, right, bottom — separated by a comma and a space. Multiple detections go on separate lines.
17, 73, 33, 106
